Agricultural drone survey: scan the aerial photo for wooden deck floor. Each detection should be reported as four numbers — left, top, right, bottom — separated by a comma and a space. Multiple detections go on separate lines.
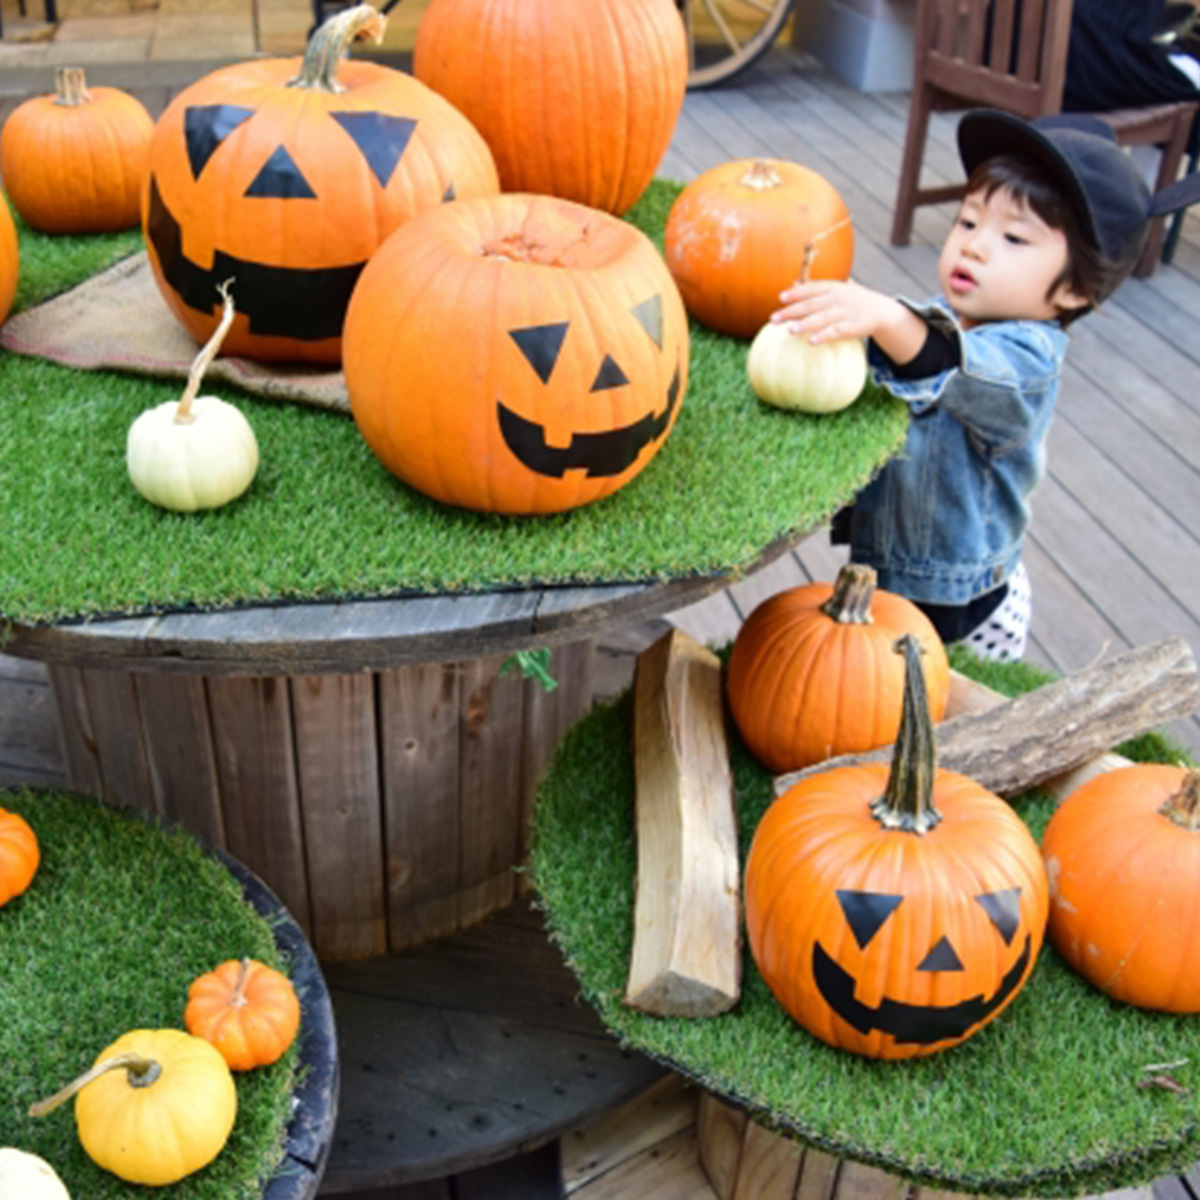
1, 43, 1200, 1200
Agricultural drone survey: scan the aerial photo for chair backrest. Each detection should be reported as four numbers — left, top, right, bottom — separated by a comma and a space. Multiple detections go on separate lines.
917, 0, 1077, 118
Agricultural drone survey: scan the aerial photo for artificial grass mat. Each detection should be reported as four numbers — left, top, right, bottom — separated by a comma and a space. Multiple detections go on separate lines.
530, 650, 1200, 1198
0, 183, 907, 626
0, 788, 299, 1200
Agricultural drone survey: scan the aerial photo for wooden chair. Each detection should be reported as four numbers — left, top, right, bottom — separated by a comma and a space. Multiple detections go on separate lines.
890, 0, 1198, 277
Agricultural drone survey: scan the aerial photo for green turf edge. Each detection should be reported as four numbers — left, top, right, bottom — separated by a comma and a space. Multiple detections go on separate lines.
0, 788, 300, 1200
0, 181, 909, 626
529, 650, 1200, 1198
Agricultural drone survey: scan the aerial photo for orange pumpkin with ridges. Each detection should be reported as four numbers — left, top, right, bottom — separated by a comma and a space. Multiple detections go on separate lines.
142, 5, 498, 364
0, 806, 38, 907
1042, 764, 1200, 1012
413, 0, 687, 216
345, 191, 689, 515
0, 67, 153, 234
727, 564, 949, 773
0, 192, 18, 328
745, 635, 1048, 1059
185, 957, 301, 1070
664, 158, 854, 339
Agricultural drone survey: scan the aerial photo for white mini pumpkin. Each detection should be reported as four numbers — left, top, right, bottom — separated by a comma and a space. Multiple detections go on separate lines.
127, 280, 259, 513
0, 1148, 71, 1200
746, 319, 868, 414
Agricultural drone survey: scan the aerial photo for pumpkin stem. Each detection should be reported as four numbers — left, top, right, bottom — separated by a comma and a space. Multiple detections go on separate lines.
231, 957, 252, 1008
797, 215, 853, 285
288, 3, 386, 94
177, 280, 238, 423
1160, 768, 1200, 831
739, 159, 784, 191
28, 1051, 163, 1117
820, 563, 877, 624
53, 67, 91, 107
870, 634, 942, 834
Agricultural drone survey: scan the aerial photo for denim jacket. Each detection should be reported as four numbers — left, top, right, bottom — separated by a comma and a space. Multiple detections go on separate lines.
845, 298, 1069, 606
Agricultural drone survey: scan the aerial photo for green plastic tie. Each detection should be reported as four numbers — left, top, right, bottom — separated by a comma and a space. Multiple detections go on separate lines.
500, 648, 558, 692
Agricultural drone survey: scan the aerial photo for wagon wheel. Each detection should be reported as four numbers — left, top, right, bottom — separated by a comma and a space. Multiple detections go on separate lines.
679, 0, 797, 89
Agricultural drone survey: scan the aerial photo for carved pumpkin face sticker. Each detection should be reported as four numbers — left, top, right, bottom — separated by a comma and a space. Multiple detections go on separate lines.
142, 40, 499, 365
745, 761, 1049, 1060
344, 193, 690, 515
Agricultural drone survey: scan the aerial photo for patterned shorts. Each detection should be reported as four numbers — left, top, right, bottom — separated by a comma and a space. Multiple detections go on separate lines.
962, 561, 1031, 662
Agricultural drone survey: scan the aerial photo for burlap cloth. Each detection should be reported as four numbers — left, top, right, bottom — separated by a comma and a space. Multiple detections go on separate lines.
0, 251, 351, 414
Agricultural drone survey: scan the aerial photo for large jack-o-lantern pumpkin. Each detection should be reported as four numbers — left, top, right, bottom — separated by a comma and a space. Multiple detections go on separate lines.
745, 636, 1048, 1060
142, 5, 499, 364
344, 192, 689, 515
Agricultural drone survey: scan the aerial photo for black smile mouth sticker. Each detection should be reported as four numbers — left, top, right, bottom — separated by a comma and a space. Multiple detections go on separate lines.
497, 362, 682, 479
812, 934, 1032, 1045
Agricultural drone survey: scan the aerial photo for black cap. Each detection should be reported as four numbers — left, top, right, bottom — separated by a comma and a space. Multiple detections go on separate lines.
957, 108, 1200, 264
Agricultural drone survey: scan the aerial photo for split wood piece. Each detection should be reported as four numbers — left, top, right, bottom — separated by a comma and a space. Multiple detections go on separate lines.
773, 637, 1198, 800
695, 1091, 1154, 1200
627, 628, 741, 1017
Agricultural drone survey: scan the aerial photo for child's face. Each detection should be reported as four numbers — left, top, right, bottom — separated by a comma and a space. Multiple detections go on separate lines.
938, 185, 1085, 326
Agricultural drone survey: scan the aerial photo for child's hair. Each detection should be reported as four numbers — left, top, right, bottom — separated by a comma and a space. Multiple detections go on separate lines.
964, 154, 1141, 326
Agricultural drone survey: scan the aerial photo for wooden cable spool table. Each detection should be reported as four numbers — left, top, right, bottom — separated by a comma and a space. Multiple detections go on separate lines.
0, 541, 803, 1194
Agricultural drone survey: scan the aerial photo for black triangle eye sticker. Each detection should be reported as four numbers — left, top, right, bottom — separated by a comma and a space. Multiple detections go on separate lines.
630, 294, 663, 349
976, 889, 1022, 945
591, 355, 629, 392
510, 322, 569, 384
185, 104, 254, 179
330, 112, 417, 188
917, 936, 964, 972
245, 146, 317, 198
837, 889, 903, 950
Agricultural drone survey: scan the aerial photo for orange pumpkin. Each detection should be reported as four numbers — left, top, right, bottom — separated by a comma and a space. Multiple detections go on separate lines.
0, 807, 39, 907
0, 192, 19, 328
0, 67, 153, 235
1042, 764, 1200, 1012
664, 158, 854, 339
727, 564, 949, 773
345, 191, 689, 515
745, 635, 1049, 1059
185, 958, 301, 1070
413, 0, 687, 216
143, 5, 499, 364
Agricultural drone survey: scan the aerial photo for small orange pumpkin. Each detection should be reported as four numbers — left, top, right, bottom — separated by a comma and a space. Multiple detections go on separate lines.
0, 192, 18, 328
1042, 764, 1200, 1012
413, 0, 687, 215
0, 67, 153, 234
185, 958, 301, 1071
143, 5, 499, 363
727, 563, 949, 773
745, 635, 1049, 1059
664, 158, 854, 339
345, 191, 689, 515
0, 807, 39, 907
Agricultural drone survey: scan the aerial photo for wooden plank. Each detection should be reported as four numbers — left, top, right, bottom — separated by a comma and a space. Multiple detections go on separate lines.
0, 660, 64, 787
730, 1119, 803, 1200
570, 1125, 715, 1200
562, 1075, 696, 1195
379, 662, 462, 950
290, 672, 387, 960
206, 675, 312, 936
456, 655, 526, 928
132, 672, 225, 847
830, 1159, 909, 1200
793, 1146, 842, 1200
726, 552, 809, 623
454, 1141, 563, 1200
80, 666, 154, 815
696, 1092, 748, 1200
627, 631, 740, 1017
666, 589, 743, 649
44, 664, 103, 795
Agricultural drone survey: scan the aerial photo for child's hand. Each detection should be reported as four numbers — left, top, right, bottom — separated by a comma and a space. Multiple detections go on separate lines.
770, 279, 905, 345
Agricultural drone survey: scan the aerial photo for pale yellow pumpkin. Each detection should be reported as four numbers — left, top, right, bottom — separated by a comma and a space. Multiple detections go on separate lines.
30, 1028, 237, 1186
746, 319, 868, 414
0, 1148, 71, 1200
126, 281, 258, 512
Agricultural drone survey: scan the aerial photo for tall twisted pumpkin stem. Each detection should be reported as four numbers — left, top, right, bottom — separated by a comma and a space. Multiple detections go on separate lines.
870, 634, 942, 834
176, 279, 237, 423
1161, 769, 1200, 831
820, 563, 876, 624
29, 1051, 163, 1117
289, 3, 386, 94
54, 67, 91, 107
